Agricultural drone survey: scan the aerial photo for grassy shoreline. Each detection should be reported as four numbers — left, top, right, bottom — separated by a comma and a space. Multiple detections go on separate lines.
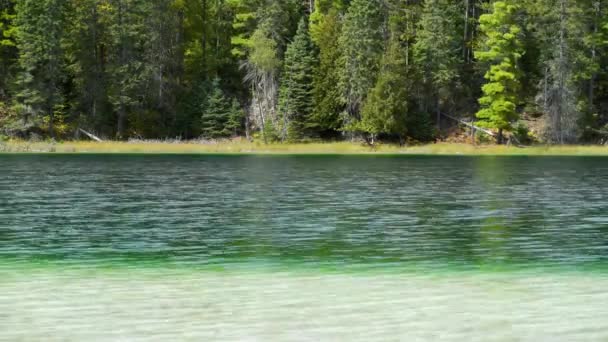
2, 140, 608, 155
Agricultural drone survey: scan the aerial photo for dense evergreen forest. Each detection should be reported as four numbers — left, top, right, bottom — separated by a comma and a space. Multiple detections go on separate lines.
1, 0, 608, 144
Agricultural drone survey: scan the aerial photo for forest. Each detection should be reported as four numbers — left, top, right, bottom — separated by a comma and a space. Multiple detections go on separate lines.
0, 0, 607, 144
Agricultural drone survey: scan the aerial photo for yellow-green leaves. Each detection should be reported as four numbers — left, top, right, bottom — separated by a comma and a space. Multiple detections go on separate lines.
475, 1, 523, 135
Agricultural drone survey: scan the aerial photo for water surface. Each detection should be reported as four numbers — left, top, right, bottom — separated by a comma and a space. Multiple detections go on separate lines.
1, 155, 607, 340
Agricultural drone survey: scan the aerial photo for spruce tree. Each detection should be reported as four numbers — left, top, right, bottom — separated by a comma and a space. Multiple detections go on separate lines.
278, 19, 315, 141
475, 1, 524, 143
529, 0, 602, 143
64, 0, 111, 136
226, 98, 245, 137
338, 0, 385, 128
13, 0, 68, 137
360, 37, 408, 143
104, 0, 152, 139
413, 0, 462, 121
201, 78, 239, 139
310, 7, 343, 136
0, 0, 16, 100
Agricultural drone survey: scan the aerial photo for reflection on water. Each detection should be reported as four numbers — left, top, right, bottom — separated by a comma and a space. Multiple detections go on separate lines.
1, 155, 608, 340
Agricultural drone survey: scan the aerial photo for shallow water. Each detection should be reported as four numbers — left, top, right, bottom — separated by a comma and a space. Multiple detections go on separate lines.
1, 155, 608, 340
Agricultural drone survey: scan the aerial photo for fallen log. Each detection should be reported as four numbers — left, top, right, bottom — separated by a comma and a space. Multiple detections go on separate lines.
440, 112, 495, 137
79, 128, 103, 142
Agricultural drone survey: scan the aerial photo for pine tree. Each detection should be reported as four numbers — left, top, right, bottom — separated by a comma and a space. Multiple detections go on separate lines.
278, 18, 315, 141
13, 0, 68, 137
144, 0, 184, 127
226, 98, 245, 136
104, 0, 151, 139
229, 0, 258, 59
529, 0, 603, 143
360, 36, 408, 143
338, 0, 385, 129
0, 0, 16, 100
309, 6, 343, 136
65, 0, 112, 136
413, 0, 462, 123
201, 78, 241, 138
475, 1, 524, 143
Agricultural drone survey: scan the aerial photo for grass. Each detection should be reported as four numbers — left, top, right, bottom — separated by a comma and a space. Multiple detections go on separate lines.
1, 139, 608, 155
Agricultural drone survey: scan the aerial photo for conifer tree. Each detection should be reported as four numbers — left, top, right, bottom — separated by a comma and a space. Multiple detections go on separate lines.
13, 0, 68, 136
475, 1, 524, 143
104, 0, 151, 139
64, 0, 111, 136
278, 19, 315, 141
360, 37, 408, 143
0, 0, 16, 99
310, 6, 343, 136
338, 0, 385, 129
414, 0, 462, 121
226, 98, 245, 137
201, 78, 242, 138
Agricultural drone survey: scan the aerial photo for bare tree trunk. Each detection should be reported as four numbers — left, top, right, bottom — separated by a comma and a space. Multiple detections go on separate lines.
436, 99, 441, 134
463, 0, 469, 62
117, 104, 126, 139
116, 0, 127, 139
48, 105, 55, 138
589, 0, 600, 115
557, 0, 566, 144
159, 64, 163, 107
201, 0, 207, 72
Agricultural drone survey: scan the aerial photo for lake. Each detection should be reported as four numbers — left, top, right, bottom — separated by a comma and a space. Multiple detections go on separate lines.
1, 155, 608, 340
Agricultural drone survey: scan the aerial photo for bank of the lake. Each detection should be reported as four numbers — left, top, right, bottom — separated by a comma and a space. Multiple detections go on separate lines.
3, 140, 608, 155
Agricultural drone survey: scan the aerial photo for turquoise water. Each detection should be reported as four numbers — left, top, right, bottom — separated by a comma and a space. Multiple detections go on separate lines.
1, 155, 608, 340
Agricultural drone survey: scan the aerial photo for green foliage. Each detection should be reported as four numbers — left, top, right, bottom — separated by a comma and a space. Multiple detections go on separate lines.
201, 78, 243, 139
309, 8, 343, 135
338, 0, 384, 123
475, 1, 524, 137
13, 0, 69, 136
2, 0, 608, 144
229, 0, 257, 58
0, 0, 16, 47
513, 121, 533, 144
413, 0, 462, 112
360, 37, 408, 137
226, 98, 245, 136
0, 0, 17, 100
278, 19, 316, 141
128, 109, 162, 138
405, 110, 435, 142
248, 28, 281, 73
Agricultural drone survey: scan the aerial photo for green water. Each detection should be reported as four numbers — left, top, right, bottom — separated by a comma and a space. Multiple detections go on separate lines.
1, 155, 608, 340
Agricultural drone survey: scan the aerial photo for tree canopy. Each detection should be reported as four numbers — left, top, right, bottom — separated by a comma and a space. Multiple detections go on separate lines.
0, 0, 607, 144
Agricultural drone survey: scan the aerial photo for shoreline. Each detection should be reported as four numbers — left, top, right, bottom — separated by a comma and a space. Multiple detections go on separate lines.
2, 140, 608, 156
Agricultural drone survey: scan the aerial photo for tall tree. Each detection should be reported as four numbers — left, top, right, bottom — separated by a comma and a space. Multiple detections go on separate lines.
278, 18, 316, 141
65, 0, 111, 136
0, 0, 16, 100
243, 26, 281, 142
13, 0, 68, 137
338, 0, 385, 131
359, 35, 409, 143
200, 77, 242, 138
414, 0, 462, 125
309, 5, 344, 136
240, 0, 300, 141
475, 1, 524, 143
531, 0, 603, 143
104, 0, 150, 139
